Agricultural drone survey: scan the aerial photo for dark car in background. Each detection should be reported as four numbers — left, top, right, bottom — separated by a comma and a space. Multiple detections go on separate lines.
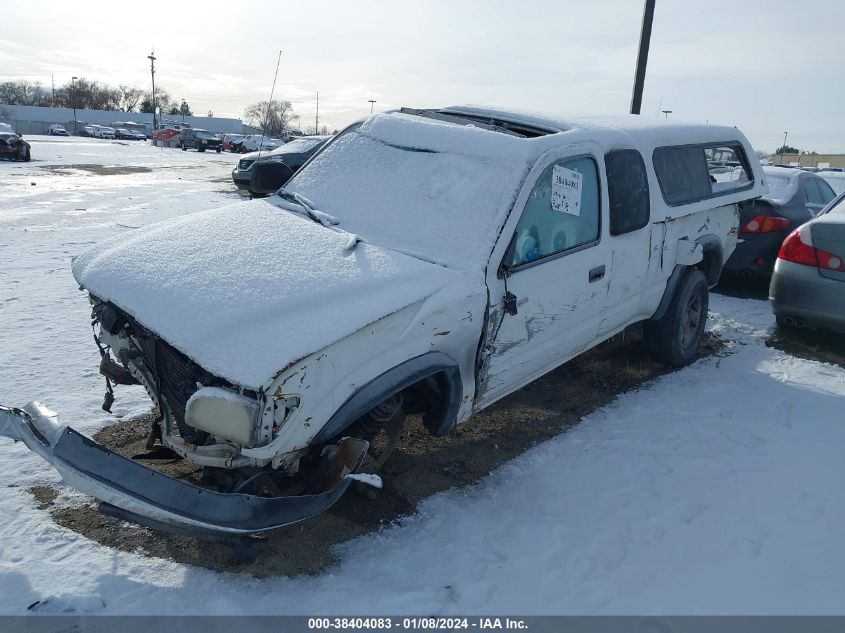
770, 192, 845, 333
0, 122, 31, 161
724, 166, 837, 277
231, 135, 330, 194
180, 128, 222, 152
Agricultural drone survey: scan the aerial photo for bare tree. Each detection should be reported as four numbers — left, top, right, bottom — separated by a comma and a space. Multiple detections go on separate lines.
244, 99, 295, 136
0, 80, 50, 106
140, 87, 174, 115
117, 85, 144, 112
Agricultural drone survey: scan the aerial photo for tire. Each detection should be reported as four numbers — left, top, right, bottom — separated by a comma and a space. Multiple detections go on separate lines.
23, 147, 31, 162
216, 147, 221, 153
198, 146, 205, 152
643, 268, 709, 367
181, 143, 187, 151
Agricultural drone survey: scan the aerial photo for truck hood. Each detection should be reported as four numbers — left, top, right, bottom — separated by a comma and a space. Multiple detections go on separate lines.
72, 199, 457, 389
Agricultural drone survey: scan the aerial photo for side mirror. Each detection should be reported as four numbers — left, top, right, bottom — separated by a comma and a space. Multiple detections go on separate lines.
251, 160, 296, 195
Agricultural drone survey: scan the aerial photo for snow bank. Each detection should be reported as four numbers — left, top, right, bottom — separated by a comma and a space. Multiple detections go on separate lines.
287, 114, 532, 269
71, 200, 455, 388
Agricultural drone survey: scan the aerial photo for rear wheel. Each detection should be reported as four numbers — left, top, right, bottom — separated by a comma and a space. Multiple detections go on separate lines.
643, 269, 709, 367
181, 143, 187, 151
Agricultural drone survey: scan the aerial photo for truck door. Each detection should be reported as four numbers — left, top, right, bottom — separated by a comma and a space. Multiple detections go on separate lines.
477, 152, 611, 407
597, 148, 655, 335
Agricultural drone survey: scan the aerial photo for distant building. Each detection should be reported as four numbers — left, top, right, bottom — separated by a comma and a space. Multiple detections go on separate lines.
0, 104, 248, 136
774, 153, 845, 169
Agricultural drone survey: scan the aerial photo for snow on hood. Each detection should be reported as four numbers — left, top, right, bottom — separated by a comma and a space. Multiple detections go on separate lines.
71, 199, 456, 389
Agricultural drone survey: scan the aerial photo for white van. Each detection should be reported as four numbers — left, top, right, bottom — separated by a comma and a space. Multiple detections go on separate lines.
1, 106, 766, 539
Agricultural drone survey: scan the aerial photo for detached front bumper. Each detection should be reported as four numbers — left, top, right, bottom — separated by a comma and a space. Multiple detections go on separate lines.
0, 403, 365, 539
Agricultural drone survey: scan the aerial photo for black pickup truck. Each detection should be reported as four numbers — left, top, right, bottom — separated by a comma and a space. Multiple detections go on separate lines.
180, 128, 222, 152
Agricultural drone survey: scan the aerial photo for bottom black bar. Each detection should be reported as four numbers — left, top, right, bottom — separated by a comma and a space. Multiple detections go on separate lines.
5, 616, 845, 633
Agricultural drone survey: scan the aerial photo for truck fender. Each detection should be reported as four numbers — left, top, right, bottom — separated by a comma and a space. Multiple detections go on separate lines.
650, 235, 724, 321
310, 351, 463, 445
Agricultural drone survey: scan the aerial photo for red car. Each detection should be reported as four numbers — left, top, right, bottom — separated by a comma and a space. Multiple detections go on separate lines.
0, 123, 31, 161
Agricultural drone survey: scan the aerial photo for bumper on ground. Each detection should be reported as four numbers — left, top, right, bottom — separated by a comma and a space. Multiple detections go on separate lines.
0, 402, 366, 539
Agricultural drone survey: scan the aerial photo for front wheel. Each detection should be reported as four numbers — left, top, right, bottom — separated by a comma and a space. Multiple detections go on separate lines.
181, 143, 187, 151
643, 269, 709, 367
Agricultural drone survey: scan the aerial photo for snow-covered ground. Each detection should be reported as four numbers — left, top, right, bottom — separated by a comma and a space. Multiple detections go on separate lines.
2, 138, 845, 615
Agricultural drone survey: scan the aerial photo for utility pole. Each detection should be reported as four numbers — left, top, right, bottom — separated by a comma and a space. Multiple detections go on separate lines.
780, 131, 788, 164
71, 76, 78, 134
630, 0, 656, 115
368, 99, 376, 114
315, 91, 319, 134
147, 51, 157, 131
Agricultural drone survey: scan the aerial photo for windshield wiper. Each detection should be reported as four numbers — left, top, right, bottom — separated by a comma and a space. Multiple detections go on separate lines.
275, 189, 338, 228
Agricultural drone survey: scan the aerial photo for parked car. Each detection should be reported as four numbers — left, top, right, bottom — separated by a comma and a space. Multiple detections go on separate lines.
114, 128, 137, 140
231, 135, 330, 193
222, 133, 245, 152
79, 126, 95, 137
239, 134, 281, 152
0, 122, 31, 161
723, 166, 837, 277
99, 126, 116, 140
819, 170, 845, 196
47, 124, 69, 136
180, 128, 222, 152
0, 107, 766, 538
770, 191, 845, 333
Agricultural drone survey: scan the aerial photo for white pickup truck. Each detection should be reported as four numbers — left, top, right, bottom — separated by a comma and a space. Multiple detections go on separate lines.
1, 106, 766, 539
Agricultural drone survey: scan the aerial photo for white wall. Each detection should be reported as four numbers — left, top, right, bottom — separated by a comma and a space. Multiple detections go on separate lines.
0, 104, 246, 135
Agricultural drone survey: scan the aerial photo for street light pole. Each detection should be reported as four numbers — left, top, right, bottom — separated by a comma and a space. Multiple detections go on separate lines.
780, 131, 788, 164
71, 76, 78, 134
368, 99, 376, 114
661, 109, 672, 118
630, 0, 656, 114
315, 91, 319, 134
147, 51, 157, 131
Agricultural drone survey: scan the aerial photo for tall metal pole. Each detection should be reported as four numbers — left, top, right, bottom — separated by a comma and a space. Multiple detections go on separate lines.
779, 131, 788, 164
630, 0, 656, 115
315, 91, 319, 134
148, 51, 157, 131
368, 99, 376, 114
71, 76, 78, 134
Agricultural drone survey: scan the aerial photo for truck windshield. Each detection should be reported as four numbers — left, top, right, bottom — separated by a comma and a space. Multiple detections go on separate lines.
283, 125, 527, 269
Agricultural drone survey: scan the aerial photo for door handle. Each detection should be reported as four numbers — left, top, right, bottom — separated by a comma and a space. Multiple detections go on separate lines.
589, 265, 605, 283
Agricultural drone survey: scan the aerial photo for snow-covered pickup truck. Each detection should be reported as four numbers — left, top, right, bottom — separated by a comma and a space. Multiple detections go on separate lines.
0, 107, 766, 539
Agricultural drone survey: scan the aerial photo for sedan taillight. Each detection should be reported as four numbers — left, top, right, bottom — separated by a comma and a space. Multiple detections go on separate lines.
742, 216, 790, 234
778, 226, 845, 271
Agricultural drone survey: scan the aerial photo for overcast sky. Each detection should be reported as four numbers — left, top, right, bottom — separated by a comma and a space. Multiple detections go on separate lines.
3, 0, 844, 152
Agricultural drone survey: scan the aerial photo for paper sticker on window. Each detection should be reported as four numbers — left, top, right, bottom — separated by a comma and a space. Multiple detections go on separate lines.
551, 165, 582, 216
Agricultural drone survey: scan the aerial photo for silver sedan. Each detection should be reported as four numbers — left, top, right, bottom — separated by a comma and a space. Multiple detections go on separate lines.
770, 192, 845, 333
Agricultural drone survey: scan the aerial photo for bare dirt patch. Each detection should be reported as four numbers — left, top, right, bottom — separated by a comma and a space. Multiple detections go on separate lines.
767, 326, 845, 369
715, 276, 845, 368
47, 329, 725, 577
36, 164, 152, 176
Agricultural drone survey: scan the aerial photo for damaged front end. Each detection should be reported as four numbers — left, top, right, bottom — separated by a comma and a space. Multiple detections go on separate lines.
0, 297, 372, 539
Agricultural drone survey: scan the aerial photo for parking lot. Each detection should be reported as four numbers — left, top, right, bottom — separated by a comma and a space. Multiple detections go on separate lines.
1, 136, 845, 613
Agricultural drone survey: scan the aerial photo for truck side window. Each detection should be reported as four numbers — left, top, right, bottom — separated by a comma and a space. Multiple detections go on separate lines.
653, 146, 712, 205
605, 149, 650, 235
511, 157, 600, 267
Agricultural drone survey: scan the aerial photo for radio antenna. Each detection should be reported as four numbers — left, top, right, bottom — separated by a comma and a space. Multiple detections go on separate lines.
257, 50, 283, 165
